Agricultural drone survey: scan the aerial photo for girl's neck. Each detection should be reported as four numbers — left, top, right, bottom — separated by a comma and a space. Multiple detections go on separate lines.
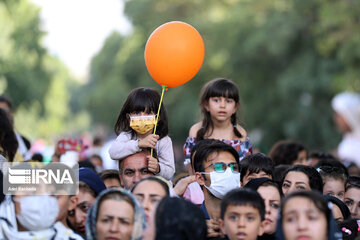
207, 118, 235, 140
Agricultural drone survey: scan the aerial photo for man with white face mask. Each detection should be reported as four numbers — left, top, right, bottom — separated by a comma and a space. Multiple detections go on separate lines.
194, 141, 240, 239
0, 183, 60, 240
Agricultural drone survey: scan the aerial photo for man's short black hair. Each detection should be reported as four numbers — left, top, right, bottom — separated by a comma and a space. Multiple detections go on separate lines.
221, 188, 265, 220
193, 140, 240, 173
99, 169, 121, 183
240, 153, 274, 182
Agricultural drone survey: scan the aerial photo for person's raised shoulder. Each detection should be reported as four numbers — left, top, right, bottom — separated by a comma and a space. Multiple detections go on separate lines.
236, 124, 248, 141
189, 122, 202, 138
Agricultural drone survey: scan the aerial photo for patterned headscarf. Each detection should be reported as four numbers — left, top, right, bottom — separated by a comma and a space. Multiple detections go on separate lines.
86, 188, 146, 240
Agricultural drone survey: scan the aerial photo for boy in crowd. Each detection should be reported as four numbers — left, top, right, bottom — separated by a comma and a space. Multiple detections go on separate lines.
220, 188, 266, 240
240, 153, 274, 186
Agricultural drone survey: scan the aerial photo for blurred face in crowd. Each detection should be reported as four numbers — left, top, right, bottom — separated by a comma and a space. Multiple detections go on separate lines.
119, 152, 154, 190
292, 150, 308, 166
242, 170, 272, 186
74, 190, 96, 235
132, 180, 167, 222
257, 185, 281, 234
103, 178, 122, 189
96, 199, 134, 240
323, 178, 345, 202
282, 171, 311, 196
331, 204, 344, 223
344, 187, 360, 219
282, 197, 327, 240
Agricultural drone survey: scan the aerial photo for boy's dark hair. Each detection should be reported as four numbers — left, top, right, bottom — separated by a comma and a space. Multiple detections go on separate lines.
221, 188, 265, 220
99, 169, 120, 183
281, 165, 323, 193
317, 166, 348, 186
197, 78, 242, 140
313, 157, 349, 179
268, 140, 306, 166
240, 153, 274, 182
114, 87, 168, 139
131, 176, 170, 196
193, 141, 240, 173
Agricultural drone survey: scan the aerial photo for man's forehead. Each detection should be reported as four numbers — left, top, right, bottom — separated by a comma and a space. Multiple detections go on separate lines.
123, 154, 147, 168
205, 151, 236, 164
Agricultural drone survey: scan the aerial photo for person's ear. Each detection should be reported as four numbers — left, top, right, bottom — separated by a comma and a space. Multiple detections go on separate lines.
204, 101, 210, 112
258, 219, 266, 236
195, 172, 206, 186
219, 218, 226, 235
232, 103, 239, 115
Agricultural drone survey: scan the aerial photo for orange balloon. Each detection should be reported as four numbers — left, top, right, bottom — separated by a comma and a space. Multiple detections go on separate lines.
145, 21, 205, 88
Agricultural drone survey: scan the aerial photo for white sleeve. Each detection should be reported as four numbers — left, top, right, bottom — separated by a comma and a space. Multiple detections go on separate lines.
156, 136, 176, 180
108, 132, 141, 160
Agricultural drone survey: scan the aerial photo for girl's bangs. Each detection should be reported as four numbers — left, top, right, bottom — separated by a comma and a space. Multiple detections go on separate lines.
128, 91, 159, 114
206, 81, 239, 102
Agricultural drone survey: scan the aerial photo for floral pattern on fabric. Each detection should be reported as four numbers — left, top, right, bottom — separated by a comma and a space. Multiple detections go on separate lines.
183, 137, 252, 162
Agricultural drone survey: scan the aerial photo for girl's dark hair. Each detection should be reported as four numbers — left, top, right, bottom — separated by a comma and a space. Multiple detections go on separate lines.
269, 140, 306, 166
131, 176, 170, 196
280, 191, 332, 235
244, 177, 283, 198
155, 196, 207, 240
281, 165, 323, 193
196, 78, 242, 140
114, 88, 168, 138
0, 108, 18, 162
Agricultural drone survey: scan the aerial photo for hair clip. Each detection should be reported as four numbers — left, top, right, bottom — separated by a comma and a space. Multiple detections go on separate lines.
342, 227, 352, 235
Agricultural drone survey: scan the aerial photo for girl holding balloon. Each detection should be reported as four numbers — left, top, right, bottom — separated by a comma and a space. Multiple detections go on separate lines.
184, 78, 252, 165
109, 87, 175, 181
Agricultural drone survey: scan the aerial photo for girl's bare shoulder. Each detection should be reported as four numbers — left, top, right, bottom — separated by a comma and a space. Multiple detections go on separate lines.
236, 124, 248, 141
189, 122, 202, 138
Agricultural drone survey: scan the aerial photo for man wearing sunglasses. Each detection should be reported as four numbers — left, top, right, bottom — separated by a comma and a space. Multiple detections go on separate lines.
193, 141, 240, 239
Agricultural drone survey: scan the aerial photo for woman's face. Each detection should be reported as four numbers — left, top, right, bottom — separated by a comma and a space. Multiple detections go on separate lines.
257, 185, 281, 234
331, 204, 344, 223
132, 180, 167, 222
282, 171, 311, 196
74, 191, 96, 235
96, 199, 134, 240
344, 187, 360, 219
282, 197, 327, 240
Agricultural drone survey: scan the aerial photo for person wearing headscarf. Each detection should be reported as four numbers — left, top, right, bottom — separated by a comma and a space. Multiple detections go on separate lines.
276, 191, 342, 240
86, 188, 145, 240
244, 178, 282, 240
331, 92, 360, 167
324, 195, 351, 223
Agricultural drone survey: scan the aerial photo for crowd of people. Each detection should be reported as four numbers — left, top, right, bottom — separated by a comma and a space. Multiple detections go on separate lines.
0, 78, 360, 240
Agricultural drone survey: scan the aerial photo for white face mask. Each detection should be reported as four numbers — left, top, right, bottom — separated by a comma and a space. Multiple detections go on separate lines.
202, 168, 240, 199
15, 195, 59, 231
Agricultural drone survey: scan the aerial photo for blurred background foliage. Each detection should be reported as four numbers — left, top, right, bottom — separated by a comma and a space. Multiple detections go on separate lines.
1, 0, 360, 156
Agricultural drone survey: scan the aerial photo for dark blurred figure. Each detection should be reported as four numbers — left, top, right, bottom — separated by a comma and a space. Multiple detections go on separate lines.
31, 153, 43, 162
99, 169, 121, 189
0, 108, 18, 162
0, 95, 31, 161
268, 140, 308, 166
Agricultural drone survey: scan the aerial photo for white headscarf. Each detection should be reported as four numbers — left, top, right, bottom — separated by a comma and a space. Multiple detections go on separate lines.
331, 92, 360, 165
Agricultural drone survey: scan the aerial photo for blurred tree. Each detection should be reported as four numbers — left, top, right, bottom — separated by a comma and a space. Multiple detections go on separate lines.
0, 0, 90, 142
83, 0, 360, 154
